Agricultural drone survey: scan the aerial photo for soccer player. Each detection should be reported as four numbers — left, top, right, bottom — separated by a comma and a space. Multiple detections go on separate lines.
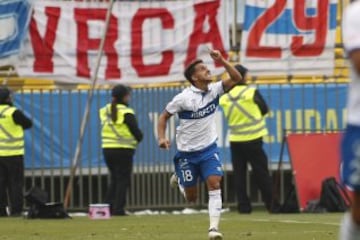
340, 1, 360, 240
157, 49, 243, 240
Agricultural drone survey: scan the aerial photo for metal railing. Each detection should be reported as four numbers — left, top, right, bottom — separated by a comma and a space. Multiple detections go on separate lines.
14, 82, 346, 210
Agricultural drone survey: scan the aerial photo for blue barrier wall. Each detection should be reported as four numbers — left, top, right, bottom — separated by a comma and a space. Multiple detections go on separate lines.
14, 83, 347, 169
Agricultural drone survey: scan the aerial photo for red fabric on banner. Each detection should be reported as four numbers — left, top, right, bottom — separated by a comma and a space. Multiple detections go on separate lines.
240, 0, 337, 76
287, 132, 342, 211
17, 0, 230, 84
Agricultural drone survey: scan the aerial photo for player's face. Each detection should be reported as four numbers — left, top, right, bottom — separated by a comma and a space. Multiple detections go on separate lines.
192, 63, 212, 83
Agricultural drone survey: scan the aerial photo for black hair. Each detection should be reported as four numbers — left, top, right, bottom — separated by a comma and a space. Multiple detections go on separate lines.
110, 84, 131, 122
0, 87, 11, 104
184, 59, 203, 84
234, 64, 248, 79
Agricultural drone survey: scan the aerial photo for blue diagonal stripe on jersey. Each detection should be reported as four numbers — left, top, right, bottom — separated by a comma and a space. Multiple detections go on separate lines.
178, 96, 219, 120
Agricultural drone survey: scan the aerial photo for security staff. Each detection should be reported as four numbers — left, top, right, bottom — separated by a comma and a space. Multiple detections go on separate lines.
99, 84, 143, 216
220, 65, 278, 214
0, 87, 32, 217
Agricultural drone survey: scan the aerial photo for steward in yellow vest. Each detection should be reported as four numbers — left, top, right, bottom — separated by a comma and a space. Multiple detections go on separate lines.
219, 65, 280, 214
0, 87, 32, 217
99, 84, 142, 216
220, 83, 268, 142
100, 104, 138, 149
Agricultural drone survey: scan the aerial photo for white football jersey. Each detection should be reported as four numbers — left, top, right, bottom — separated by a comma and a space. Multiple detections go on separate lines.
166, 81, 224, 152
343, 1, 360, 126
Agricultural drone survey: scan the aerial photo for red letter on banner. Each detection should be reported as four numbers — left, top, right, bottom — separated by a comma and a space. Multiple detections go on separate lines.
185, 0, 227, 67
74, 8, 120, 79
29, 7, 60, 72
291, 0, 328, 57
245, 0, 286, 58
131, 9, 174, 77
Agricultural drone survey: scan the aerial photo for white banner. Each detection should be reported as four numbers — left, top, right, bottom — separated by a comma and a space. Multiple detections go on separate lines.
240, 0, 337, 76
17, 0, 229, 84
0, 0, 32, 67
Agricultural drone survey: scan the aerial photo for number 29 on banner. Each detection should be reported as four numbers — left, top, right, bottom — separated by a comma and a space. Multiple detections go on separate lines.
246, 0, 330, 58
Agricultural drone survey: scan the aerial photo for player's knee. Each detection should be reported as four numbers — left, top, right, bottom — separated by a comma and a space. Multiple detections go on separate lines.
207, 182, 221, 190
206, 176, 222, 190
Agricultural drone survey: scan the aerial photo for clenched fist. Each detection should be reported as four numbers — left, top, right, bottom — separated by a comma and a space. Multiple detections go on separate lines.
158, 137, 170, 149
209, 49, 224, 62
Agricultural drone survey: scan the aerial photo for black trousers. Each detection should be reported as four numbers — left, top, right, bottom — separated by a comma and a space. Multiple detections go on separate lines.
0, 155, 24, 216
230, 138, 274, 212
103, 148, 134, 215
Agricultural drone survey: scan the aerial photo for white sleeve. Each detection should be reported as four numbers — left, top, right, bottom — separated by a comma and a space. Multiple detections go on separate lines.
165, 93, 183, 114
343, 2, 360, 53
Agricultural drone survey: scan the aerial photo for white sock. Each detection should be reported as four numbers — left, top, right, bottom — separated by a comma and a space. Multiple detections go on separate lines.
208, 189, 222, 231
339, 213, 360, 240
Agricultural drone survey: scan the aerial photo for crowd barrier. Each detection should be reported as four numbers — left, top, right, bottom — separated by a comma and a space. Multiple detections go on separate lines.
12, 83, 346, 209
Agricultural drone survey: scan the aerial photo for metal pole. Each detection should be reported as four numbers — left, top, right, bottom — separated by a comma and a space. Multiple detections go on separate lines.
64, 0, 115, 209
231, 0, 237, 49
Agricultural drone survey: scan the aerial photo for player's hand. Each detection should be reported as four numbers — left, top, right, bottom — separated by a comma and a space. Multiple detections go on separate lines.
209, 49, 224, 62
158, 138, 170, 149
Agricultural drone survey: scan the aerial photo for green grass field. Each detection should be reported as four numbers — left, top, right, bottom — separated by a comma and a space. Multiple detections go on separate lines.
0, 211, 343, 240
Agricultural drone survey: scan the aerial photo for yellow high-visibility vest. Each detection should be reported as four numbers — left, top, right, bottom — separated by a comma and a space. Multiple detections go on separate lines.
99, 103, 137, 149
220, 85, 268, 142
0, 105, 25, 156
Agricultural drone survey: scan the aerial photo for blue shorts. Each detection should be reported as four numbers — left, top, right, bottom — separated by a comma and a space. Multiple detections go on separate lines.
173, 143, 223, 188
341, 124, 360, 191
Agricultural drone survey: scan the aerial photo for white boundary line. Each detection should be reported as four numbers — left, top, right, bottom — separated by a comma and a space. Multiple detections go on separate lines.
251, 218, 340, 226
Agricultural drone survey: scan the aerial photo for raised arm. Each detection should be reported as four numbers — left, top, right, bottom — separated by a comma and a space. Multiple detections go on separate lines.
157, 110, 172, 149
209, 50, 244, 92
